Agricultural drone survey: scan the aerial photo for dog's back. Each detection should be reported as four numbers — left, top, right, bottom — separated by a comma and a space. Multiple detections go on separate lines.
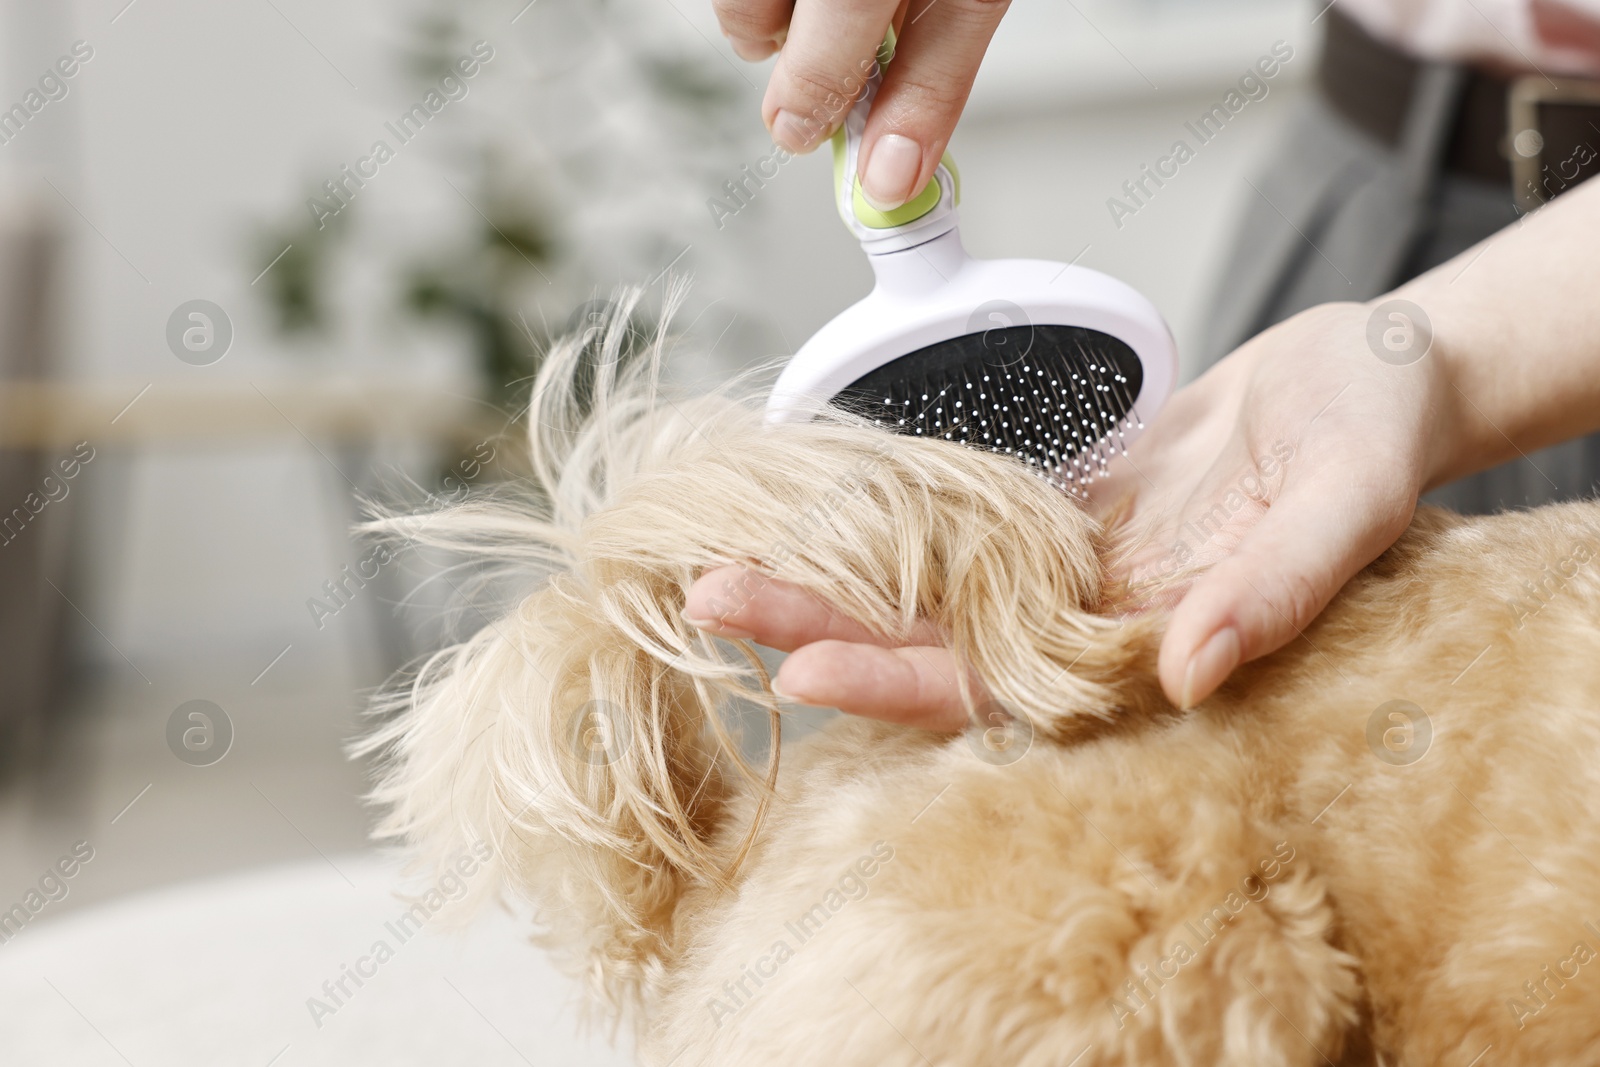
652, 501, 1600, 1066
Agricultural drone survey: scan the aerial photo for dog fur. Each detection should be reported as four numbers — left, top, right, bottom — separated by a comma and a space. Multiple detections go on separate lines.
362, 292, 1600, 1065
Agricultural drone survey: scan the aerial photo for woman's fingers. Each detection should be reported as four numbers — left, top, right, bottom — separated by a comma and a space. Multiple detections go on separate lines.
684, 564, 942, 651
712, 0, 791, 59
857, 0, 1011, 208
1158, 462, 1415, 709
717, 0, 1012, 207
1121, 438, 1289, 598
774, 640, 972, 731
683, 565, 970, 729
760, 0, 903, 152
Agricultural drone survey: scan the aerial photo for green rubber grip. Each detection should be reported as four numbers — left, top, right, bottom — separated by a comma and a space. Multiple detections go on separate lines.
834, 28, 959, 233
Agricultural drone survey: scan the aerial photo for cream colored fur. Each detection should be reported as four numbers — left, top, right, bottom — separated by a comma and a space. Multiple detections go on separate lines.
362, 291, 1600, 1065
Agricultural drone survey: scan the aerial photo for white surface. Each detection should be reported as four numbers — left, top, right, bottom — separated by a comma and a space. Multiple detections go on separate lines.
0, 854, 634, 1067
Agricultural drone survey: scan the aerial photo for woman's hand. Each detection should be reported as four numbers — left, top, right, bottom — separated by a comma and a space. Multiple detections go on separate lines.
683, 563, 973, 730
1092, 301, 1445, 708
711, 0, 1012, 210
1131, 175, 1600, 707
683, 301, 1449, 724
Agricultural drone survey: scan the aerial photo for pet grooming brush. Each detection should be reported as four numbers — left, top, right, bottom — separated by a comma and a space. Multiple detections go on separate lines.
767, 35, 1177, 495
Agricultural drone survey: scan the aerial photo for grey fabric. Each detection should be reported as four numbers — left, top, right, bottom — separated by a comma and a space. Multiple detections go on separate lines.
1199, 86, 1599, 514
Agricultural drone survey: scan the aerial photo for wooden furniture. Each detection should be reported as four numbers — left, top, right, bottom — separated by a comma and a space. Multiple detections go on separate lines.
0, 186, 65, 769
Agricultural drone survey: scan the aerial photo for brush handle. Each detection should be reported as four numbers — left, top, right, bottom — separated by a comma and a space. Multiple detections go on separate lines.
831, 30, 960, 254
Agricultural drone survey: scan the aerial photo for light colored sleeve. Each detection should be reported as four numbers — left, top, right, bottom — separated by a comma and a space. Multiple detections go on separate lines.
1337, 0, 1600, 75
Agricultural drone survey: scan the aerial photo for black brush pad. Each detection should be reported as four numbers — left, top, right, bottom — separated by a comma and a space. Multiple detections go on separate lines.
833, 324, 1145, 492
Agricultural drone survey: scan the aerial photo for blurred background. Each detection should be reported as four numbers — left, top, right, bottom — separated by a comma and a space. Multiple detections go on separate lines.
0, 0, 1318, 1061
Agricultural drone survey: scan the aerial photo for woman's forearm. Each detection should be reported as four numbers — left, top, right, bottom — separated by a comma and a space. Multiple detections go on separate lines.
1395, 177, 1600, 488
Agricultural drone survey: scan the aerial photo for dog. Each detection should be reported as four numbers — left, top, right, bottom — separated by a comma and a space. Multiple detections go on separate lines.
360, 291, 1600, 1066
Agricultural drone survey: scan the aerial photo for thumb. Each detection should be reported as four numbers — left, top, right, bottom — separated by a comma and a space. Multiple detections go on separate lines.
1158, 474, 1415, 709
857, 0, 1010, 209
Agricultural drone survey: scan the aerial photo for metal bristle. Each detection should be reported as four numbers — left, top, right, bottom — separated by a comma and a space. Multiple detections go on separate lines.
839, 324, 1145, 499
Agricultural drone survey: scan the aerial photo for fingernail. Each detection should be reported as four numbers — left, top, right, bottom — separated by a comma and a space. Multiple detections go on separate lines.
771, 677, 806, 703
771, 109, 820, 153
729, 37, 774, 61
1180, 627, 1240, 710
860, 134, 923, 211
682, 610, 755, 640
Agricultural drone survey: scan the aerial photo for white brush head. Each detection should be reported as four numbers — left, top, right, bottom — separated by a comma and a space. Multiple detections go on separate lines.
768, 227, 1177, 492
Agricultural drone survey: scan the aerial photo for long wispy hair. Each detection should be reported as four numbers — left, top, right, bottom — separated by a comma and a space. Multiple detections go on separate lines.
356, 285, 1160, 1018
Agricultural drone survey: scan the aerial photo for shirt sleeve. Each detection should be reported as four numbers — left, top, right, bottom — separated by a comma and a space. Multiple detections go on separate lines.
1335, 0, 1600, 76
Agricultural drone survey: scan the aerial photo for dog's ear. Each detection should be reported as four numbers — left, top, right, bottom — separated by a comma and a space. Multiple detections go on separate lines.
360, 568, 777, 1015
359, 288, 790, 1018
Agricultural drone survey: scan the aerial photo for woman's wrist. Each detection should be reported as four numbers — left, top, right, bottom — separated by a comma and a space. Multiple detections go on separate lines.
1378, 291, 1477, 494
1383, 180, 1600, 491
